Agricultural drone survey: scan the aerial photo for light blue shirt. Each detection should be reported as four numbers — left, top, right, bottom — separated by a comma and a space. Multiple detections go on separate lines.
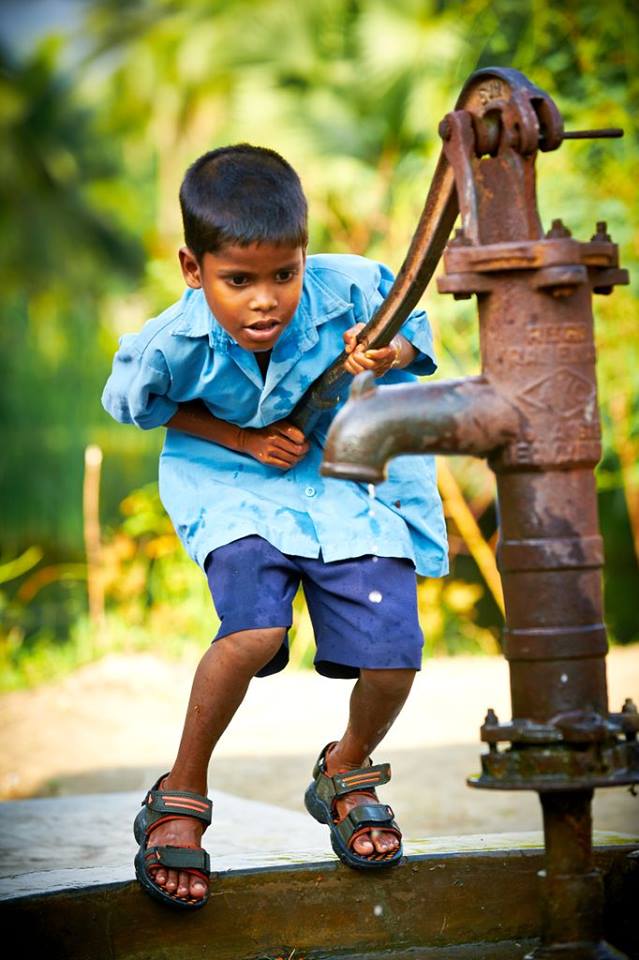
102, 254, 448, 577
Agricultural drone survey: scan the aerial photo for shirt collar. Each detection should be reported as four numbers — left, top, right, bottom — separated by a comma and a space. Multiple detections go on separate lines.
171, 289, 218, 346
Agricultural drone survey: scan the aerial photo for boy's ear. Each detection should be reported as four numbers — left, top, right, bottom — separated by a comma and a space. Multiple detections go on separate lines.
179, 247, 202, 288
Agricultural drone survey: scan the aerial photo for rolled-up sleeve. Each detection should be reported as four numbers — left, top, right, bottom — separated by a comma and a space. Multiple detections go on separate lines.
101, 336, 178, 429
369, 262, 437, 376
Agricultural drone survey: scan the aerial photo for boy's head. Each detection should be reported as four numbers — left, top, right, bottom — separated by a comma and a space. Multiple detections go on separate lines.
178, 144, 308, 352
180, 143, 308, 257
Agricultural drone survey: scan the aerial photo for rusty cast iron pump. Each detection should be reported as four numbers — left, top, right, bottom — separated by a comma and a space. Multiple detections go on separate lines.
310, 69, 639, 959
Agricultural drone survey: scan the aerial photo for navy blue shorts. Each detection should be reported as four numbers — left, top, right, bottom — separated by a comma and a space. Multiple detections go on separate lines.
204, 535, 424, 679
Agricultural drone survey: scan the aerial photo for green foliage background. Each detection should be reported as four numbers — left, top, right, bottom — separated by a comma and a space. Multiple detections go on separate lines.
1, 0, 638, 685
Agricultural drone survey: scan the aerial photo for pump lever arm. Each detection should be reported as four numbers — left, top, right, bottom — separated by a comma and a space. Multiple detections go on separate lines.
289, 66, 562, 435
288, 151, 458, 435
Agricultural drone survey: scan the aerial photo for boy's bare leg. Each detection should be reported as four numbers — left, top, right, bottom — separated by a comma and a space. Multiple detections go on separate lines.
146, 627, 285, 901
325, 667, 416, 857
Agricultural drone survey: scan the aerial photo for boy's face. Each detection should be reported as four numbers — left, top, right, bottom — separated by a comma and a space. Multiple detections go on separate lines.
179, 242, 306, 352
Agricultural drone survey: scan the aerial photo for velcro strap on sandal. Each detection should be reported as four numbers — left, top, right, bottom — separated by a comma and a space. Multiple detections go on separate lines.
144, 845, 211, 873
144, 790, 212, 827
332, 763, 391, 797
335, 803, 399, 848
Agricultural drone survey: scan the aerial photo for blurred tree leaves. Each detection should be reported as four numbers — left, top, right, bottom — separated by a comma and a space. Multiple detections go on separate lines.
0, 34, 148, 550
0, 39, 144, 295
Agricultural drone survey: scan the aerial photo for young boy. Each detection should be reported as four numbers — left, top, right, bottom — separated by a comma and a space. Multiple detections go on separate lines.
102, 144, 448, 910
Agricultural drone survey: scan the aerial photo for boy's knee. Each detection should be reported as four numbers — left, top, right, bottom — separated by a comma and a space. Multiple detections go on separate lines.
217, 627, 286, 672
359, 667, 416, 696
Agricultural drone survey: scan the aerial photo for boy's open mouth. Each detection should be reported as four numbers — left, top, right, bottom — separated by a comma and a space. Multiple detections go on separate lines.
244, 318, 281, 342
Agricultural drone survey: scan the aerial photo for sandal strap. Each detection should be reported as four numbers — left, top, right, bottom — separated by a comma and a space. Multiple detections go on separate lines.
332, 763, 391, 796
312, 742, 339, 780
143, 789, 212, 828
334, 803, 400, 848
144, 845, 211, 873
315, 761, 392, 808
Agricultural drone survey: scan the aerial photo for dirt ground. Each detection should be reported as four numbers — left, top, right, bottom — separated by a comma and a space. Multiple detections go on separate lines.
1, 646, 638, 838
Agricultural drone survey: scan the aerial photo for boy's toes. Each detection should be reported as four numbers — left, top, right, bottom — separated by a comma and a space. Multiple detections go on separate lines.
177, 871, 191, 898
352, 833, 375, 856
175, 871, 207, 900
150, 866, 206, 901
371, 830, 400, 854
153, 866, 168, 887
351, 829, 400, 857
190, 875, 208, 899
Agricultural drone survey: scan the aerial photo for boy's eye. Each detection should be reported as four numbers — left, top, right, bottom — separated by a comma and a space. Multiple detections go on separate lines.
226, 275, 249, 287
276, 269, 297, 283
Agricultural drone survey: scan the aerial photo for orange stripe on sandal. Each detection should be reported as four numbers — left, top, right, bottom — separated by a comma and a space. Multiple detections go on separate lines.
341, 773, 381, 785
161, 795, 209, 810
164, 799, 208, 813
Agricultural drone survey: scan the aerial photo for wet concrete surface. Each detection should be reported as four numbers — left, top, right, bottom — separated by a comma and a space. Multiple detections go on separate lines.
1, 784, 635, 901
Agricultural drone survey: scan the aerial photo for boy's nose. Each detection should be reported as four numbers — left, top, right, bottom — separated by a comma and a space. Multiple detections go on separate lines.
249, 288, 277, 311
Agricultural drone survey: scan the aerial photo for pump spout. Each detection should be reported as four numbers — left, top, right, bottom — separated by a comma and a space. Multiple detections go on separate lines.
321, 373, 519, 484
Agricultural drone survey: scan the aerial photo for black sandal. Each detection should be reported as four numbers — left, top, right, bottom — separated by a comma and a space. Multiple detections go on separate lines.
304, 742, 403, 870
133, 772, 213, 910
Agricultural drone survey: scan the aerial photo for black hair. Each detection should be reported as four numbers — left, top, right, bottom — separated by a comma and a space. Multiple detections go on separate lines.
179, 143, 308, 259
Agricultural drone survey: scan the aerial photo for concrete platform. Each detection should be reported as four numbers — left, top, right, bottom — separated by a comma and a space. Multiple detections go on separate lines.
1, 790, 638, 959
2, 650, 638, 955
0, 788, 333, 899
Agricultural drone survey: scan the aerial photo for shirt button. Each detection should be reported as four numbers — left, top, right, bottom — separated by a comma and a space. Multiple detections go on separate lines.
304, 486, 316, 497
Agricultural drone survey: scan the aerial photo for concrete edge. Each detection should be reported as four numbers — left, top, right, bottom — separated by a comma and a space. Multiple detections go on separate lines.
2, 843, 637, 960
